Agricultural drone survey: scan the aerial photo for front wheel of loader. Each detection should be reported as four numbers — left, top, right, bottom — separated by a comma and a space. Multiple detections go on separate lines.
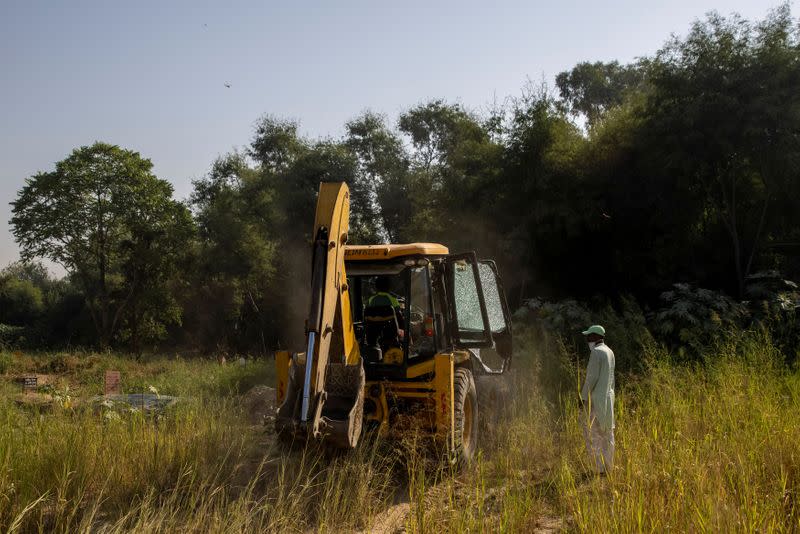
453, 367, 478, 465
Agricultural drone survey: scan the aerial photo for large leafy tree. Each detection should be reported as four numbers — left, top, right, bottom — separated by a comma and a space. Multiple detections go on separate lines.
556, 60, 645, 128
189, 118, 384, 352
396, 100, 503, 249
189, 151, 280, 351
247, 115, 382, 244
499, 88, 589, 298
644, 6, 800, 296
345, 111, 408, 243
11, 142, 194, 348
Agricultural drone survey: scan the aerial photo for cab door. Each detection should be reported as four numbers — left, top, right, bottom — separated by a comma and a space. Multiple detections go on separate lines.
445, 252, 493, 348
444, 253, 514, 365
477, 260, 513, 361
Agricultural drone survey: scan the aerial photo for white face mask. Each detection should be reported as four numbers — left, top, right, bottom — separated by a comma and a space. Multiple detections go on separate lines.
588, 342, 597, 351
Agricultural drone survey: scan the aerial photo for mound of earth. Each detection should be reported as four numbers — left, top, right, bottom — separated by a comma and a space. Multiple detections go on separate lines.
242, 385, 276, 425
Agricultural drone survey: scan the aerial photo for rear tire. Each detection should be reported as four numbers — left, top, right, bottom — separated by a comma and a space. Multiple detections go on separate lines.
453, 367, 478, 465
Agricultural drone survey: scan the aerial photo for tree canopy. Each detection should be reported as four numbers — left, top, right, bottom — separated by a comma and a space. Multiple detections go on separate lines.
11, 142, 193, 347
6, 6, 800, 354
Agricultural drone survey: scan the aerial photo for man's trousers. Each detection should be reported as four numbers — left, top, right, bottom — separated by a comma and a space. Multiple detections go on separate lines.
583, 410, 614, 473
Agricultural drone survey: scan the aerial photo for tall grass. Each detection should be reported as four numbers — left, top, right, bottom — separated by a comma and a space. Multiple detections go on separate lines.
389, 332, 800, 532
0, 353, 401, 532
556, 334, 800, 532
0, 393, 254, 532
94, 438, 398, 533
1, 336, 798, 532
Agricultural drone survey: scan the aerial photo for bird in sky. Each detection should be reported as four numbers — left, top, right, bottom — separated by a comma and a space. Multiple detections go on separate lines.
224, 82, 231, 88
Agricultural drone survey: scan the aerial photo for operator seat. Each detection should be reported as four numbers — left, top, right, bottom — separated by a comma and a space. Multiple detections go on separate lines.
363, 305, 403, 362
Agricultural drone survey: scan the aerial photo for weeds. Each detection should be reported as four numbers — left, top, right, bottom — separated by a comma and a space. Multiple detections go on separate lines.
556, 333, 800, 532
0, 335, 798, 532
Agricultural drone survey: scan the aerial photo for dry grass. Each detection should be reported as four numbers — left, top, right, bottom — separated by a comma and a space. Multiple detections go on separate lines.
555, 336, 800, 532
0, 335, 798, 532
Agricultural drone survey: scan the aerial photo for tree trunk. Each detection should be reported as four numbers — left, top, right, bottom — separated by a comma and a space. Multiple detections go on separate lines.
717, 169, 745, 298
131, 308, 141, 358
744, 192, 771, 293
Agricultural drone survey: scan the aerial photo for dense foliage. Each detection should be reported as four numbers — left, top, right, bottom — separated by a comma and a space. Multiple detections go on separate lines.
6, 7, 800, 357
10, 144, 193, 350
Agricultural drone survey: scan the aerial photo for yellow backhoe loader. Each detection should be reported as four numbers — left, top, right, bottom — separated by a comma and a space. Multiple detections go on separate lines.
275, 182, 513, 462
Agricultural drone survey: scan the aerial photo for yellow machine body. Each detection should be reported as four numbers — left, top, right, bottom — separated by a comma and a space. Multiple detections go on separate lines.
276, 182, 513, 456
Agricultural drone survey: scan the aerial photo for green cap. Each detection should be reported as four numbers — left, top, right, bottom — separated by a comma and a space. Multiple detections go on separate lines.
581, 325, 606, 336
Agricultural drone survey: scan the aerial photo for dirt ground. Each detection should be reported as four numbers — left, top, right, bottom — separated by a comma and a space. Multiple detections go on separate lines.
242, 385, 565, 534
241, 384, 276, 425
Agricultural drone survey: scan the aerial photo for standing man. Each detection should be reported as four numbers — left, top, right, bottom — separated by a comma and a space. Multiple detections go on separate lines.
580, 324, 615, 475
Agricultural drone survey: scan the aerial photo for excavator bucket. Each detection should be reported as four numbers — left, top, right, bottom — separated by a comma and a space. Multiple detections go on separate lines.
276, 356, 365, 448
275, 356, 304, 441
319, 361, 365, 448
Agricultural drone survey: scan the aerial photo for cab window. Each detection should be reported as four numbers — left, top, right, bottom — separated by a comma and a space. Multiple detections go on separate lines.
408, 266, 435, 358
478, 262, 508, 334
452, 260, 485, 337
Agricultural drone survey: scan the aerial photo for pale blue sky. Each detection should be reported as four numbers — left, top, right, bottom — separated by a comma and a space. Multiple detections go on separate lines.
0, 0, 779, 272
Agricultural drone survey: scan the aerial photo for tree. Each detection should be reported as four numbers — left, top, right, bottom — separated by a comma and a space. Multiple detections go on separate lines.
645, 6, 800, 296
399, 99, 486, 173
1, 261, 52, 287
190, 120, 387, 353
11, 142, 194, 348
499, 87, 589, 299
345, 111, 408, 242
396, 100, 503, 249
0, 276, 43, 326
249, 115, 304, 171
556, 61, 645, 128
189, 152, 280, 352
117, 197, 194, 353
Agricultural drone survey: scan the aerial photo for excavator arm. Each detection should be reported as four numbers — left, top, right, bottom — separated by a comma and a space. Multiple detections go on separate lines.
276, 182, 364, 448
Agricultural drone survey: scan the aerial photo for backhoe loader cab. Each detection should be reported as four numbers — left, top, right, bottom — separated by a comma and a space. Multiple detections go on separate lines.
275, 183, 513, 462
345, 245, 512, 374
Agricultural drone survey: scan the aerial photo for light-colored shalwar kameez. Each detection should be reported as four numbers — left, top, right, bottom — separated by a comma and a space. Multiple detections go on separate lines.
581, 342, 615, 473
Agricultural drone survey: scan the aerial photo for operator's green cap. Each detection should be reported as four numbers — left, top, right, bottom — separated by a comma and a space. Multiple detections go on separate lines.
581, 324, 606, 336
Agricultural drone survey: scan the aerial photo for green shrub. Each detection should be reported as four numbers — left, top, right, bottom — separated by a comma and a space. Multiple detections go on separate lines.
514, 295, 656, 374
0, 323, 26, 349
0, 352, 11, 374
744, 271, 800, 363
0, 277, 44, 325
651, 283, 747, 358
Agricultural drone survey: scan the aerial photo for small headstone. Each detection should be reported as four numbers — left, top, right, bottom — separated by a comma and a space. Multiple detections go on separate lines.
104, 370, 121, 395
22, 375, 37, 394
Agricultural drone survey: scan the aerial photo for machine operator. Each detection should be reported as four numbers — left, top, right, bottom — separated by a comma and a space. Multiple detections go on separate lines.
367, 276, 401, 309
367, 276, 405, 339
